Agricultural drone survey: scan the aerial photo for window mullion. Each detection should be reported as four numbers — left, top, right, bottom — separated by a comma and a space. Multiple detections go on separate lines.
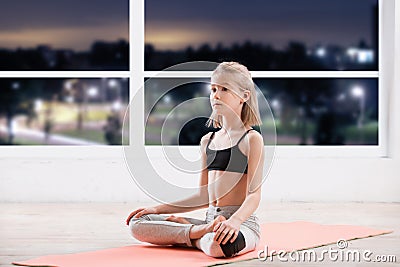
143, 71, 379, 79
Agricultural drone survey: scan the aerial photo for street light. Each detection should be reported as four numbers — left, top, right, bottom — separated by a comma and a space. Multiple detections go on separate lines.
12, 82, 20, 90
63, 79, 86, 130
87, 86, 99, 98
337, 93, 346, 102
351, 86, 364, 98
271, 99, 281, 118
107, 79, 122, 102
108, 79, 118, 88
34, 99, 43, 112
351, 86, 365, 129
112, 101, 122, 111
316, 47, 326, 58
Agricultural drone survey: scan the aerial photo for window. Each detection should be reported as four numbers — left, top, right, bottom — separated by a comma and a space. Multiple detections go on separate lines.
145, 0, 378, 72
0, 1, 130, 147
145, 78, 378, 146
0, 1, 129, 71
1, 0, 395, 158
142, 0, 390, 157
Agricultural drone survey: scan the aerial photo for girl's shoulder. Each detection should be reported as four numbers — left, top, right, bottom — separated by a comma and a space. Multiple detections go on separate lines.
200, 131, 215, 147
247, 129, 263, 146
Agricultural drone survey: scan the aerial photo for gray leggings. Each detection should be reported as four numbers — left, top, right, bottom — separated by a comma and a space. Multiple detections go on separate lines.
129, 205, 261, 258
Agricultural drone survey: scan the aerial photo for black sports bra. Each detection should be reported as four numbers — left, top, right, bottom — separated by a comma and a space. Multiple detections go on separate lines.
206, 129, 254, 174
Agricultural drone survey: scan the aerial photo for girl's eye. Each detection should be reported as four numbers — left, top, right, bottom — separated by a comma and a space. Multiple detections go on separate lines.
210, 87, 227, 92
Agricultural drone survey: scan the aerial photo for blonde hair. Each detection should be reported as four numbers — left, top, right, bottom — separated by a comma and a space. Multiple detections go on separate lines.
206, 62, 262, 128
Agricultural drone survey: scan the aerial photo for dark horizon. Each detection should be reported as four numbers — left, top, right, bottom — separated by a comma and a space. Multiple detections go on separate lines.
0, 38, 129, 53
145, 39, 377, 71
0, 39, 129, 71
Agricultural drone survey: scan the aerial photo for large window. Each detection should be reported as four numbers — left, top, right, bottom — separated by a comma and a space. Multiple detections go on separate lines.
145, 78, 378, 146
1, 0, 394, 158
0, 1, 129, 71
145, 0, 378, 71
0, 78, 129, 145
0, 1, 129, 146
144, 0, 385, 154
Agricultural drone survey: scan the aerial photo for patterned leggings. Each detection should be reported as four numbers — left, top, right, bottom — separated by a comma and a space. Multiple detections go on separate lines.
129, 205, 261, 258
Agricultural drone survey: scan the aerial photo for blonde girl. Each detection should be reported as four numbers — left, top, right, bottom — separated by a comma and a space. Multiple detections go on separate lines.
127, 62, 264, 258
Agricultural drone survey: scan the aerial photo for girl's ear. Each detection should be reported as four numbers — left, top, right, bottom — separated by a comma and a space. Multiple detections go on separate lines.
242, 90, 250, 102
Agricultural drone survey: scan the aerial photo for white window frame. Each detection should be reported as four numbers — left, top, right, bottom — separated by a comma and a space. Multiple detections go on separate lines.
0, 0, 395, 159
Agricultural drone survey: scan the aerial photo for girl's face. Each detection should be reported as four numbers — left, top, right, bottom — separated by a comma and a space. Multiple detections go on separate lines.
210, 84, 243, 115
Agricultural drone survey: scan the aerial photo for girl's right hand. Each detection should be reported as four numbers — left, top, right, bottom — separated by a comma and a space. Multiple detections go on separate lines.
125, 207, 158, 225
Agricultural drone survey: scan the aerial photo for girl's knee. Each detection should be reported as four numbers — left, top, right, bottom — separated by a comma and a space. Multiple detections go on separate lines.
129, 219, 142, 240
128, 214, 153, 239
198, 233, 225, 258
219, 231, 246, 257
128, 214, 154, 227
202, 240, 226, 258
200, 231, 247, 258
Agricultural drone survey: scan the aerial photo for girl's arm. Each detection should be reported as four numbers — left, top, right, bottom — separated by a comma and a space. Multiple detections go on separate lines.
213, 132, 264, 244
127, 133, 211, 221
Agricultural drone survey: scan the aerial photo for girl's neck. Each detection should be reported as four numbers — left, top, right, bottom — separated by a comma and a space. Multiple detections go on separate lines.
221, 115, 247, 133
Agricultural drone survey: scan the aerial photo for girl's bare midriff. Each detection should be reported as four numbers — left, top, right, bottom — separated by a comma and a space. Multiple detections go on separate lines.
208, 170, 248, 207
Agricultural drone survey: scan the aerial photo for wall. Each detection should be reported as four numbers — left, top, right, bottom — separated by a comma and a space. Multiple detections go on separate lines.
0, 2, 399, 203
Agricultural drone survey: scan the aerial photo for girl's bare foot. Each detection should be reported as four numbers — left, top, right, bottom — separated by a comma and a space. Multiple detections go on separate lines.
189, 215, 226, 239
165, 215, 191, 224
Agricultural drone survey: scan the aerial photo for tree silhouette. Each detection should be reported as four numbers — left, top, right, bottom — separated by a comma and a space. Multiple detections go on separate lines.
144, 40, 375, 71
0, 80, 32, 144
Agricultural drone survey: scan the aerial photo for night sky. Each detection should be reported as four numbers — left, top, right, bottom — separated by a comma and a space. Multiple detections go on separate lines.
0, 0, 377, 52
146, 0, 378, 50
0, 0, 129, 51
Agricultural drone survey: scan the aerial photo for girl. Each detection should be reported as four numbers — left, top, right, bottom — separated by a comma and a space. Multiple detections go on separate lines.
126, 62, 264, 258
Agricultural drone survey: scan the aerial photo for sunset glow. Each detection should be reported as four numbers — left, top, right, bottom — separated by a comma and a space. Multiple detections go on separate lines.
0, 24, 128, 51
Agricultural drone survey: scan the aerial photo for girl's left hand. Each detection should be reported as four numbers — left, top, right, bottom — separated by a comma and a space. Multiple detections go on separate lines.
213, 217, 242, 245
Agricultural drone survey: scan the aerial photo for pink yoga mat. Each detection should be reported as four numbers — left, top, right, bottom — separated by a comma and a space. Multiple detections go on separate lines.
13, 221, 392, 267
